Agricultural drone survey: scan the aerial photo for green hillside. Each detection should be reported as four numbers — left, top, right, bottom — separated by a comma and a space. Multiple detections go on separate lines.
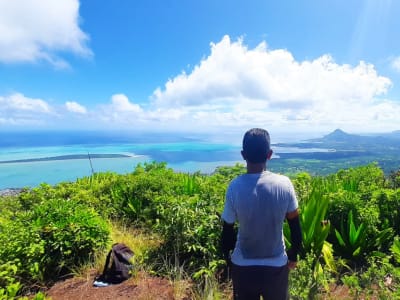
1, 162, 400, 299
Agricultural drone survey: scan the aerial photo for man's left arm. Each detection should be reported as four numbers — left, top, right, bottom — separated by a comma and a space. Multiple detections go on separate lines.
221, 221, 236, 263
286, 209, 302, 269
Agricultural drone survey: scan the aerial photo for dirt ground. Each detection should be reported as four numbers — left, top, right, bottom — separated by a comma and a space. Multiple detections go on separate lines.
45, 270, 189, 300
42, 270, 387, 300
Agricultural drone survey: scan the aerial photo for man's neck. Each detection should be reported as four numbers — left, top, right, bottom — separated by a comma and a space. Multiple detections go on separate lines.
246, 162, 266, 174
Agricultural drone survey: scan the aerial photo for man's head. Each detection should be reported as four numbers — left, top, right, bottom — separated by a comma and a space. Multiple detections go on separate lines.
241, 128, 272, 164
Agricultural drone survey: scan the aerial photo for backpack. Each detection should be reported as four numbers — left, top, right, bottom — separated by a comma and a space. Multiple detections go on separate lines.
96, 243, 134, 284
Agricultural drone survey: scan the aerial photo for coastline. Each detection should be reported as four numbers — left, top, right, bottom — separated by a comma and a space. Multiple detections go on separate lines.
0, 188, 24, 197
0, 153, 131, 164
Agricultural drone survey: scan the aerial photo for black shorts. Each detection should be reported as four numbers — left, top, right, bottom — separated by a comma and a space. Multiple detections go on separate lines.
232, 263, 289, 300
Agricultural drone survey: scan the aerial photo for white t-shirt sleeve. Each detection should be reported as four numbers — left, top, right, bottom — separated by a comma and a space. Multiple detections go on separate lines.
287, 179, 298, 213
221, 183, 236, 224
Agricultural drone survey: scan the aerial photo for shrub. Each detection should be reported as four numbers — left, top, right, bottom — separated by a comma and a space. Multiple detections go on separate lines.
0, 213, 44, 285
152, 194, 222, 274
0, 198, 110, 290
32, 198, 110, 280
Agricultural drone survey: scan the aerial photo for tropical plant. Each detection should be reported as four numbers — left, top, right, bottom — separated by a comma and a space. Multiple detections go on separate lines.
391, 236, 400, 264
298, 178, 331, 259
334, 210, 367, 262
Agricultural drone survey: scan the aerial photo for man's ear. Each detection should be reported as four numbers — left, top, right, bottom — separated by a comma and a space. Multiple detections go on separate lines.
267, 149, 273, 160
241, 150, 246, 160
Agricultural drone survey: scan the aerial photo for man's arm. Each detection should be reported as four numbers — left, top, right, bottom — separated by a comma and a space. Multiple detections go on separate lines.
221, 221, 236, 263
286, 209, 302, 266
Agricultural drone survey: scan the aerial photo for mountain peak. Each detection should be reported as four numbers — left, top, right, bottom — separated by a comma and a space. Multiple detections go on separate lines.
324, 129, 350, 138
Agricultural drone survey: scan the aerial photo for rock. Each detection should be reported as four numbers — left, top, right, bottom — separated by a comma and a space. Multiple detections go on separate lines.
0, 188, 23, 197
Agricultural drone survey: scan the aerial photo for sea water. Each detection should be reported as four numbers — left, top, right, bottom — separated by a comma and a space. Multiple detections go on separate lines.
0, 131, 244, 189
0, 130, 328, 189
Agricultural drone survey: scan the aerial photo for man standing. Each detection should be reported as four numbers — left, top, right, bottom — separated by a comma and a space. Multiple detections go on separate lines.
221, 128, 302, 300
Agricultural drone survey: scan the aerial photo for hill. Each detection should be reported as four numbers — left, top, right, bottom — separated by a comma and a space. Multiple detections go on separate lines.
309, 128, 400, 145
271, 129, 400, 175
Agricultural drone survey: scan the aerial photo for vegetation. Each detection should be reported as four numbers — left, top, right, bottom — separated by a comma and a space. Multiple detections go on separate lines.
1, 162, 400, 299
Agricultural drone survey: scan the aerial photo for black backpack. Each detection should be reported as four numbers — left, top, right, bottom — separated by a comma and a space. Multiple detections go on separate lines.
96, 243, 134, 284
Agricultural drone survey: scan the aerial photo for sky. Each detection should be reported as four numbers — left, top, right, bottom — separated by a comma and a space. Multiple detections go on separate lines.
1, 0, 400, 136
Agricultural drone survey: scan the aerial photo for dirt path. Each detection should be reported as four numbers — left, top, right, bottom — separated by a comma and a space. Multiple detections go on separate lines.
46, 270, 185, 300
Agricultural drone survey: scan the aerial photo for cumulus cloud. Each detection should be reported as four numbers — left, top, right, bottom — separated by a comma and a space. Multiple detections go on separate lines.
94, 94, 144, 126
0, 93, 51, 113
0, 0, 91, 67
150, 35, 397, 132
110, 94, 142, 113
391, 56, 400, 72
0, 93, 53, 126
2, 36, 399, 132
65, 101, 87, 114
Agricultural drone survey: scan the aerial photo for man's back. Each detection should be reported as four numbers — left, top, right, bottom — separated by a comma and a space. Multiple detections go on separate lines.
223, 171, 297, 266
220, 128, 302, 300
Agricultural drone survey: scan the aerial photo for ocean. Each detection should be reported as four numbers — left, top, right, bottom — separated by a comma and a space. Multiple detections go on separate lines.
0, 130, 327, 189
0, 131, 244, 189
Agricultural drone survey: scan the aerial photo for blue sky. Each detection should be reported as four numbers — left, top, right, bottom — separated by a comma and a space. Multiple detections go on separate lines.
1, 0, 400, 135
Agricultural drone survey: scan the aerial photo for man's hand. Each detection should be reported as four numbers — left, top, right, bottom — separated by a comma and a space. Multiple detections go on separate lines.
287, 260, 297, 270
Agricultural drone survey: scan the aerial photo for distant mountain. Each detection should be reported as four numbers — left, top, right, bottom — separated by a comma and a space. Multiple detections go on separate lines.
320, 129, 357, 142
310, 129, 368, 143
276, 129, 400, 150
311, 129, 400, 144
272, 128, 400, 175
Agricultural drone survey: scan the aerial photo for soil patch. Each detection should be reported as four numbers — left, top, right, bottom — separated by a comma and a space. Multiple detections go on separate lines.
46, 270, 179, 300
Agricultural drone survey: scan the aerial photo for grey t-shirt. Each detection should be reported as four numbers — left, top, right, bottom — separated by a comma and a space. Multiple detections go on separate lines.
222, 171, 298, 266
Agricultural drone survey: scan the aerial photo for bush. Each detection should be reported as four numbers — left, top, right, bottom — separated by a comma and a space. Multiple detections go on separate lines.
32, 198, 110, 279
152, 194, 222, 273
0, 198, 110, 290
373, 189, 400, 236
0, 213, 44, 285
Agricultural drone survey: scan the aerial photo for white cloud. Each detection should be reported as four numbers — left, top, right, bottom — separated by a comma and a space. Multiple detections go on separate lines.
94, 94, 144, 126
0, 0, 91, 67
0, 93, 51, 113
65, 101, 87, 114
150, 35, 397, 132
391, 56, 400, 72
2, 36, 399, 133
110, 94, 142, 113
0, 93, 53, 126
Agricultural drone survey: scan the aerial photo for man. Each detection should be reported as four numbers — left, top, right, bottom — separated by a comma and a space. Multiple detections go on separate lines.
221, 128, 302, 300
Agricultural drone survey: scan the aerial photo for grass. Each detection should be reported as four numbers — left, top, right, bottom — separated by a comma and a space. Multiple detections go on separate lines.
71, 221, 161, 279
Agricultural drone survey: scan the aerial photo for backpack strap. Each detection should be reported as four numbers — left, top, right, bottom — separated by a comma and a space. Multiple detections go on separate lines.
101, 249, 113, 278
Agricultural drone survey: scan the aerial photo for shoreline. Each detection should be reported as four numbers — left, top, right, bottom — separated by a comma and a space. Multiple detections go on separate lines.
0, 153, 132, 164
0, 188, 24, 197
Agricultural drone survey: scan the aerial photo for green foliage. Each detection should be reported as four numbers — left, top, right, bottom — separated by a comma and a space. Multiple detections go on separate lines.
391, 236, 400, 264
110, 162, 181, 224
0, 215, 45, 283
213, 163, 246, 181
0, 196, 110, 294
152, 194, 222, 273
334, 210, 367, 263
292, 172, 312, 202
358, 256, 400, 299
388, 169, 400, 189
179, 173, 202, 196
373, 189, 400, 236
289, 252, 336, 300
298, 178, 331, 258
335, 163, 385, 198
2, 162, 400, 298
32, 198, 110, 279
